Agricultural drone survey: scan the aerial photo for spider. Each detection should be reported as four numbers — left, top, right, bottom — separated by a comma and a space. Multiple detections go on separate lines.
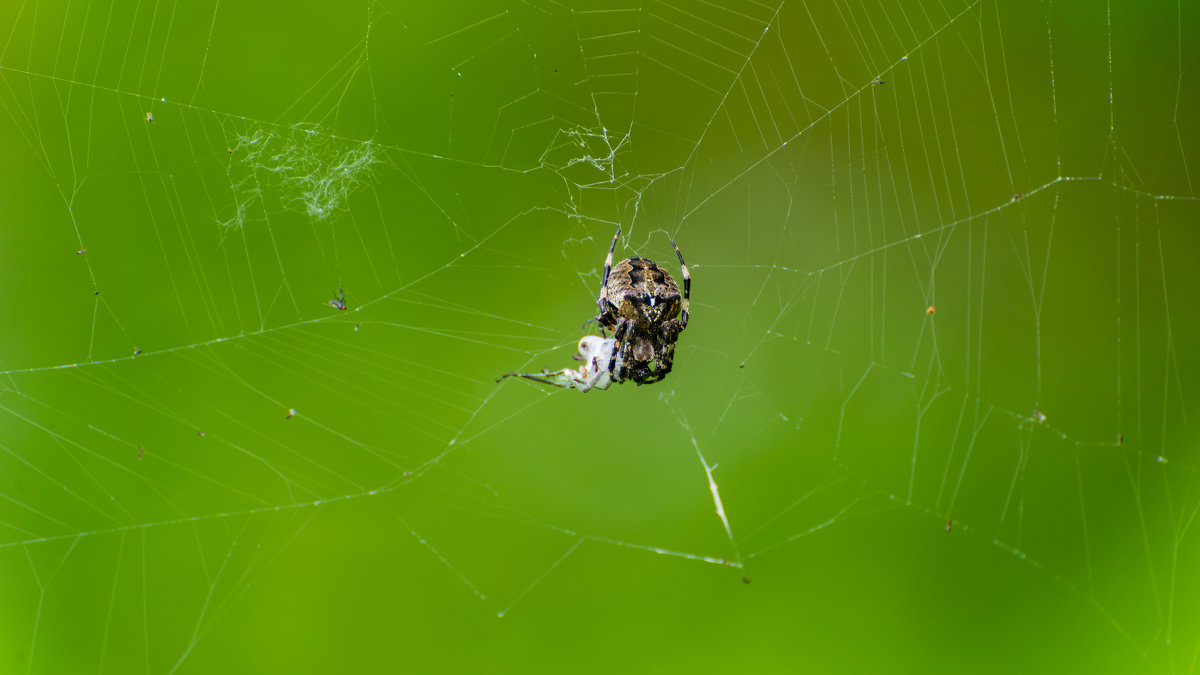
592, 228, 690, 385
497, 335, 617, 392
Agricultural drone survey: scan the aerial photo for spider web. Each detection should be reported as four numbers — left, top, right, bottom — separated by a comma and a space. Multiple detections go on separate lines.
1, 0, 1198, 672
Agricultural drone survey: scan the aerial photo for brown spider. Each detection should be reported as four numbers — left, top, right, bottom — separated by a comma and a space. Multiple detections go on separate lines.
592, 228, 690, 385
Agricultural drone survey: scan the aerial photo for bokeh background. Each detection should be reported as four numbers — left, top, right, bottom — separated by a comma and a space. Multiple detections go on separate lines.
1, 0, 1197, 672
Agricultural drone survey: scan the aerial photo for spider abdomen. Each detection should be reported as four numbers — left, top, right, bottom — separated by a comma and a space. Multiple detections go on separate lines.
604, 257, 682, 327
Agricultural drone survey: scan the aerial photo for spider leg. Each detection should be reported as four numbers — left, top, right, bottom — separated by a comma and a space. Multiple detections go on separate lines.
659, 318, 684, 341
638, 370, 667, 384
580, 315, 607, 337
671, 239, 690, 330
595, 227, 621, 323
608, 317, 634, 380
496, 370, 578, 389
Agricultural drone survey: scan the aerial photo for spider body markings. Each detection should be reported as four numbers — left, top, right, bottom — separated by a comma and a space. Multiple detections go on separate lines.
594, 228, 690, 386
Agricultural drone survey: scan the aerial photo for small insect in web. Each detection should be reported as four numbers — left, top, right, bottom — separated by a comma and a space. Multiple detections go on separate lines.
146, 112, 154, 123
497, 336, 617, 393
329, 283, 347, 311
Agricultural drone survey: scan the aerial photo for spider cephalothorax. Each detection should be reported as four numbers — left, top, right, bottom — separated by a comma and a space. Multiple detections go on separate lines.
593, 228, 690, 385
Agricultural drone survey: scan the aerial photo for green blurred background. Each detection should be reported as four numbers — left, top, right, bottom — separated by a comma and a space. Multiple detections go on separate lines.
1, 0, 1197, 672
